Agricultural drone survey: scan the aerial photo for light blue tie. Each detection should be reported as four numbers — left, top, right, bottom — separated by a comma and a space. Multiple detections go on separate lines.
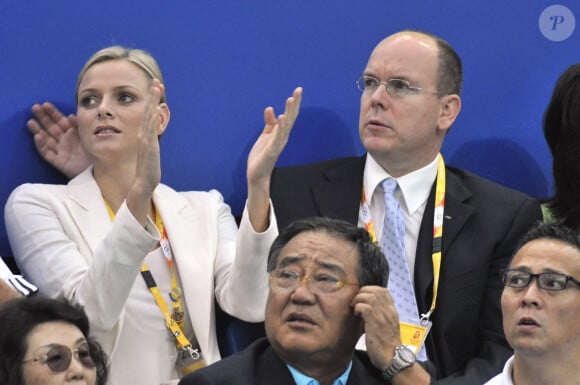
380, 178, 427, 360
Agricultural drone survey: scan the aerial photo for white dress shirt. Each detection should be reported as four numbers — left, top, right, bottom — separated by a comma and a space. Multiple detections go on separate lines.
360, 153, 439, 280
355, 154, 438, 352
483, 356, 514, 385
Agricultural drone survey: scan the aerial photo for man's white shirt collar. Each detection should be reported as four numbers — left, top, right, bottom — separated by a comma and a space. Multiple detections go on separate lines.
364, 153, 439, 215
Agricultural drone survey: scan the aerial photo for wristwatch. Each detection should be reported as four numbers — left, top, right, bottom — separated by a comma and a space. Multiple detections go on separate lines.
382, 345, 416, 382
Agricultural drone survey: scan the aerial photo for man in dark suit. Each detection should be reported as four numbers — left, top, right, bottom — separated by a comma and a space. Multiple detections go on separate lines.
270, 30, 542, 385
179, 217, 410, 385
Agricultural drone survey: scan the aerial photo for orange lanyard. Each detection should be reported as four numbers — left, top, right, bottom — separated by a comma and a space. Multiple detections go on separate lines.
360, 154, 445, 323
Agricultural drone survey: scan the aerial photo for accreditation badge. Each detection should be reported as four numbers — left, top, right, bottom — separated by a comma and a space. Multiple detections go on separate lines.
399, 320, 432, 355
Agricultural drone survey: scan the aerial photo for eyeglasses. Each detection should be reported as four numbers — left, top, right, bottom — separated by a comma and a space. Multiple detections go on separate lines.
269, 268, 359, 295
23, 341, 97, 373
500, 269, 580, 291
356, 75, 439, 97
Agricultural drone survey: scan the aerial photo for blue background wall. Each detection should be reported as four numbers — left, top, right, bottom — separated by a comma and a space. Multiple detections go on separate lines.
1, 1, 578, 256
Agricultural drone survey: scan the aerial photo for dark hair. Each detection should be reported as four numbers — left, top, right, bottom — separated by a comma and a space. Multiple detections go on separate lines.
404, 29, 463, 96
0, 296, 108, 385
267, 217, 389, 287
543, 63, 580, 229
511, 221, 580, 263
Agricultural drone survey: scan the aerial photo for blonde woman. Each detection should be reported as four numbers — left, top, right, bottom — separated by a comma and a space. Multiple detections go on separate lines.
6, 46, 301, 385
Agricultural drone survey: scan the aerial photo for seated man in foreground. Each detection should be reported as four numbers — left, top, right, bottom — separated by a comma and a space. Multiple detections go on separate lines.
485, 222, 580, 385
179, 217, 434, 385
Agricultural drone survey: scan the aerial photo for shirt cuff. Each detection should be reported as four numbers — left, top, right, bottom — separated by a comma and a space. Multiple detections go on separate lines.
3, 276, 38, 296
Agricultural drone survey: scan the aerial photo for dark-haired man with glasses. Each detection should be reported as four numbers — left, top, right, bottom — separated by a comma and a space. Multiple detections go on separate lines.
179, 217, 422, 384
485, 222, 580, 385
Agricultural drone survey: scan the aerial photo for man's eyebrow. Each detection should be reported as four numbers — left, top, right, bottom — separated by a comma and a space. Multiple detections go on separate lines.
508, 265, 531, 272
277, 256, 306, 268
278, 256, 346, 274
316, 261, 346, 275
362, 73, 415, 85
509, 265, 568, 275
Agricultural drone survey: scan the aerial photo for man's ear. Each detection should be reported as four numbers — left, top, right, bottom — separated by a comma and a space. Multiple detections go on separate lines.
157, 103, 171, 136
437, 94, 461, 134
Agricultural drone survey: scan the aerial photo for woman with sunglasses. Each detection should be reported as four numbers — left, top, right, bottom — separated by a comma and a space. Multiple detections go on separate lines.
0, 296, 108, 385
5, 46, 301, 385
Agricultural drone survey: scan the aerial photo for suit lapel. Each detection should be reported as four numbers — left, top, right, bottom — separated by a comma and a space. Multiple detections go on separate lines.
414, 168, 474, 311
347, 352, 385, 384
311, 156, 365, 225
256, 344, 297, 384
65, 167, 112, 257
440, 170, 474, 254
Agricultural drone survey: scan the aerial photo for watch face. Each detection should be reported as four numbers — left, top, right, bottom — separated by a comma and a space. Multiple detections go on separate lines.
397, 346, 416, 363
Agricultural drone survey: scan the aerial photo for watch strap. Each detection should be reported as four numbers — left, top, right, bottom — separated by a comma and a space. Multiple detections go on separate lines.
382, 345, 416, 382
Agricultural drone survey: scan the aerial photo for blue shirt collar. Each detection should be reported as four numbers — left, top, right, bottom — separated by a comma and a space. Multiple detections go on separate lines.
287, 361, 353, 385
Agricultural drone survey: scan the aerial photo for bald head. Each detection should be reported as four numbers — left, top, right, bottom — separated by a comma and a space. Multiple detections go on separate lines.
371, 30, 462, 97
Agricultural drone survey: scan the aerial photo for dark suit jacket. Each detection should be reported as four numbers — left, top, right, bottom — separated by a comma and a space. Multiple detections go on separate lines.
178, 338, 385, 385
269, 156, 543, 385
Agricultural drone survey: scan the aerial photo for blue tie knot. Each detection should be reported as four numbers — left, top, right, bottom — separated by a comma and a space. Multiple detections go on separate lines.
381, 178, 398, 198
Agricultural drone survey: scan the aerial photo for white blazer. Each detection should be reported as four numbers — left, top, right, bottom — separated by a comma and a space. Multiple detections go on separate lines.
5, 167, 277, 384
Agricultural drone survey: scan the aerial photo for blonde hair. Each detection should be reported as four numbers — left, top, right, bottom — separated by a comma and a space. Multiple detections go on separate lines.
75, 45, 166, 104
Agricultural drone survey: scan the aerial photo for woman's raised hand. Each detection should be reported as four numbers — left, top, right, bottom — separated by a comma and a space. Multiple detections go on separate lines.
127, 79, 169, 225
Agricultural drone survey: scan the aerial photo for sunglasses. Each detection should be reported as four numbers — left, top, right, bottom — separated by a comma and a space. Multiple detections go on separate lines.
23, 341, 96, 372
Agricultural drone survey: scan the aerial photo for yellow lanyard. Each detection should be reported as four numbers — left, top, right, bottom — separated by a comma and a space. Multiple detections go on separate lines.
152, 207, 185, 330
103, 201, 191, 349
423, 155, 445, 322
360, 154, 445, 323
